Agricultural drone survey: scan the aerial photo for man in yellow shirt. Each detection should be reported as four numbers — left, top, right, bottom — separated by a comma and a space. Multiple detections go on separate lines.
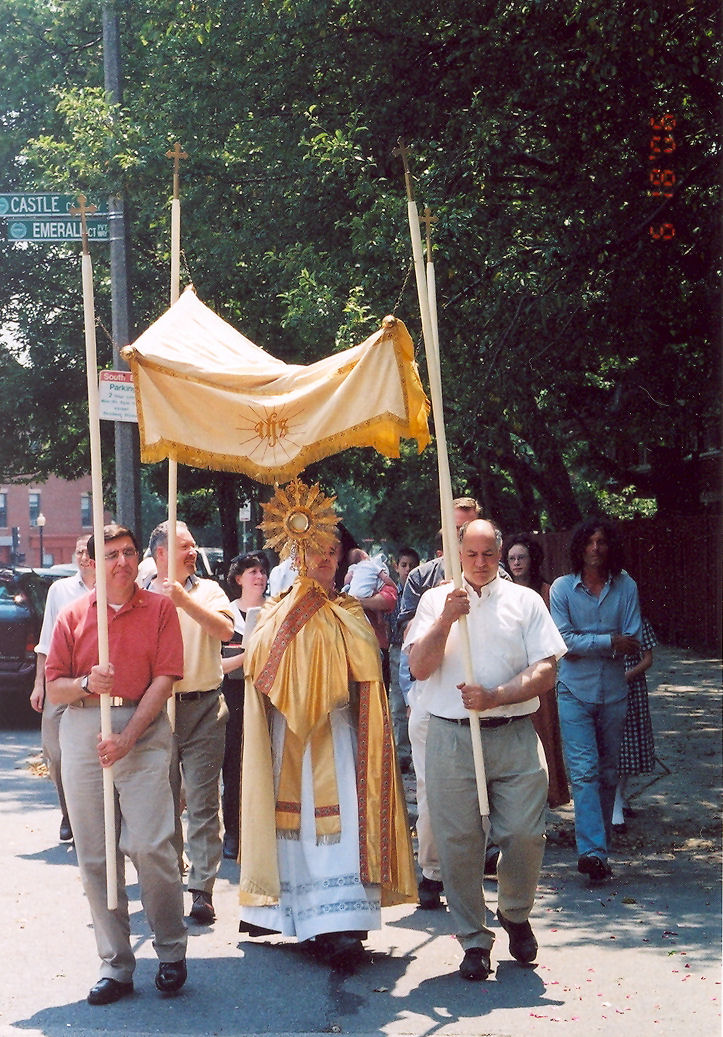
147, 521, 234, 925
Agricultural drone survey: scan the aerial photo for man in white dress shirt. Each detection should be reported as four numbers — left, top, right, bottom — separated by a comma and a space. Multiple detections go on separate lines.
404, 519, 566, 982
30, 535, 95, 841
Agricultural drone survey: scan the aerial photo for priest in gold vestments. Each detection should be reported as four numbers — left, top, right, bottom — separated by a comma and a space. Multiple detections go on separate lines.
238, 533, 416, 965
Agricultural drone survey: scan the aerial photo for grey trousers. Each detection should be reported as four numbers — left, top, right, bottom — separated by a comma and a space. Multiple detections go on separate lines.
170, 688, 228, 892
42, 697, 69, 820
60, 704, 187, 983
426, 714, 548, 951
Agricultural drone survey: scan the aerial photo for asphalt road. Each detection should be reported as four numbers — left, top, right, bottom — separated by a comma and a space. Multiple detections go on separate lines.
1, 658, 720, 1037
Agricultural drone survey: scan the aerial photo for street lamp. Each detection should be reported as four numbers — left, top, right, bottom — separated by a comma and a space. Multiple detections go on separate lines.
36, 512, 46, 568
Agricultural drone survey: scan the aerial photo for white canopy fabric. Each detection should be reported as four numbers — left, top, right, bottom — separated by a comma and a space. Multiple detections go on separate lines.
122, 288, 430, 484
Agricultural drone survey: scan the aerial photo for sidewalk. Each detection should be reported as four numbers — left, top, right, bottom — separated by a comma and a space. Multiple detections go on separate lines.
0, 644, 720, 1037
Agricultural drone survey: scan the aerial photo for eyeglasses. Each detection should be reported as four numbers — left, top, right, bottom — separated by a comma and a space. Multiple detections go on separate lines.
104, 548, 138, 562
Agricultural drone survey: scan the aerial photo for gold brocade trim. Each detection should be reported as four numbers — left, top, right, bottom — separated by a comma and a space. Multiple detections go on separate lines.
356, 680, 371, 886
135, 408, 429, 484
255, 587, 327, 694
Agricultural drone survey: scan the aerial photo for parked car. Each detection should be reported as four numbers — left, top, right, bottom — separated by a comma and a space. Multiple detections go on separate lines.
196, 547, 224, 581
0, 568, 50, 723
137, 547, 225, 584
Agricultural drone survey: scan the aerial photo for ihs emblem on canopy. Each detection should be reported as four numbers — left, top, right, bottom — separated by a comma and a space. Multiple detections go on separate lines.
259, 479, 338, 577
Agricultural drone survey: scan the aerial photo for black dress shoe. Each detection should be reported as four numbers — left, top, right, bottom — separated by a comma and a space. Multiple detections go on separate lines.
59, 816, 73, 841
189, 889, 215, 924
577, 853, 613, 883
155, 959, 187, 993
222, 833, 238, 859
239, 921, 281, 938
459, 947, 491, 981
496, 909, 538, 963
87, 977, 134, 1005
314, 931, 365, 968
418, 876, 444, 909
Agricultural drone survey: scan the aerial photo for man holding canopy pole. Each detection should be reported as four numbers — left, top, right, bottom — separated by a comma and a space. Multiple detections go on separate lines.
405, 518, 566, 982
45, 524, 188, 1004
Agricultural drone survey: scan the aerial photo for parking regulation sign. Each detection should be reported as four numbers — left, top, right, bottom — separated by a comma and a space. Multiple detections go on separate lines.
99, 371, 137, 423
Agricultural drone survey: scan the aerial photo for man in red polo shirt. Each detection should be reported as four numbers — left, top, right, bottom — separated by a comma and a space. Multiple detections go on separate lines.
46, 524, 187, 1006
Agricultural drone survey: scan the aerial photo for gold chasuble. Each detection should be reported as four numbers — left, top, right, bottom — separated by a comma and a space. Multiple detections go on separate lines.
238, 577, 416, 908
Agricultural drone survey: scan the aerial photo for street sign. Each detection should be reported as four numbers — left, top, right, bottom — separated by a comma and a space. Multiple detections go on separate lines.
99, 371, 137, 423
5, 218, 110, 242
0, 192, 107, 218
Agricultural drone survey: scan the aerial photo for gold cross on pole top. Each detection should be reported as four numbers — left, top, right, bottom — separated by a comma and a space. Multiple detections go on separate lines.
69, 194, 98, 254
421, 206, 438, 258
166, 142, 188, 199
393, 137, 415, 202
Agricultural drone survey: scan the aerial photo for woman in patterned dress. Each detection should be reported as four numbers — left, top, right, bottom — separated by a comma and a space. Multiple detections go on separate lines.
502, 533, 570, 808
612, 617, 657, 830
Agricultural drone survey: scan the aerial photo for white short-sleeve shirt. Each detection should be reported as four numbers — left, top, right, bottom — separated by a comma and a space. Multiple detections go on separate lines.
403, 576, 567, 720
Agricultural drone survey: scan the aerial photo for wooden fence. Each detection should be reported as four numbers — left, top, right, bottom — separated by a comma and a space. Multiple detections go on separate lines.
535, 515, 721, 654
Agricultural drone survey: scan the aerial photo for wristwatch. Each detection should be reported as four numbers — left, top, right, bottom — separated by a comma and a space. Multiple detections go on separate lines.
80, 674, 91, 694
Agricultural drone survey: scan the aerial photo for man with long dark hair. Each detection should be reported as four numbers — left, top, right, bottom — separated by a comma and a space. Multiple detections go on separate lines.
550, 517, 642, 883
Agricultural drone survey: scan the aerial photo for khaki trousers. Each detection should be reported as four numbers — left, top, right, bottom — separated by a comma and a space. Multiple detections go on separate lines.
426, 714, 547, 951
170, 688, 228, 892
60, 704, 187, 983
408, 694, 441, 881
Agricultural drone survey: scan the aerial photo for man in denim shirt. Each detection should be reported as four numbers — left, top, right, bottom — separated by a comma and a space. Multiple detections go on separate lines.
550, 518, 642, 883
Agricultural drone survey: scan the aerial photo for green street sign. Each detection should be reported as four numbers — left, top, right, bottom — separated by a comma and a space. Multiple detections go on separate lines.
0, 192, 107, 218
6, 218, 110, 242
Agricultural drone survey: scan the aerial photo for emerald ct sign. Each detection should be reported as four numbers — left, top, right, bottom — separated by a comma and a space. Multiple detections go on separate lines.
0, 193, 109, 241
7, 219, 110, 242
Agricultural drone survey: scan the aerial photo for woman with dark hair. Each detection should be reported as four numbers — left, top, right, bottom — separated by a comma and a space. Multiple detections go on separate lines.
220, 552, 269, 859
502, 534, 570, 809
550, 517, 642, 884
503, 533, 548, 600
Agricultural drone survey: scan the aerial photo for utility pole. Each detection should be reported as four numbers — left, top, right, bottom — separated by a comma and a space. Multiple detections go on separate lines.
102, 1, 142, 539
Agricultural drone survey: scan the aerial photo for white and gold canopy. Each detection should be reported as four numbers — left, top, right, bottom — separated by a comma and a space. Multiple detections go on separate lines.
121, 288, 430, 484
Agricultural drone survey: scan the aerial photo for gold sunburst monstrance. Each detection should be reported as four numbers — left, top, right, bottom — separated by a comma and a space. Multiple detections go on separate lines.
258, 479, 338, 577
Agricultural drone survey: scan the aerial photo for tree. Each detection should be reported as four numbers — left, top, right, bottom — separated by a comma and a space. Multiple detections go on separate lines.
0, 0, 719, 552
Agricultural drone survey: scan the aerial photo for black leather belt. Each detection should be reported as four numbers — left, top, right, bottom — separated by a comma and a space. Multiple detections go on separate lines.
176, 687, 219, 702
436, 714, 526, 729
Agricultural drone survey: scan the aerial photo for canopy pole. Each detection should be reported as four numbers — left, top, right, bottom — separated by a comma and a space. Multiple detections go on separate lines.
395, 142, 490, 822
165, 143, 187, 731
71, 194, 118, 909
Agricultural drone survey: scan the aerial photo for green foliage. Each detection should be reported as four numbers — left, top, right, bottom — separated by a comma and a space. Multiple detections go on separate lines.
0, 0, 719, 549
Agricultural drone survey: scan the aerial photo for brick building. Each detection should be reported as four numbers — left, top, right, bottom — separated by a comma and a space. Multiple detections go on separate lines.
0, 474, 101, 567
